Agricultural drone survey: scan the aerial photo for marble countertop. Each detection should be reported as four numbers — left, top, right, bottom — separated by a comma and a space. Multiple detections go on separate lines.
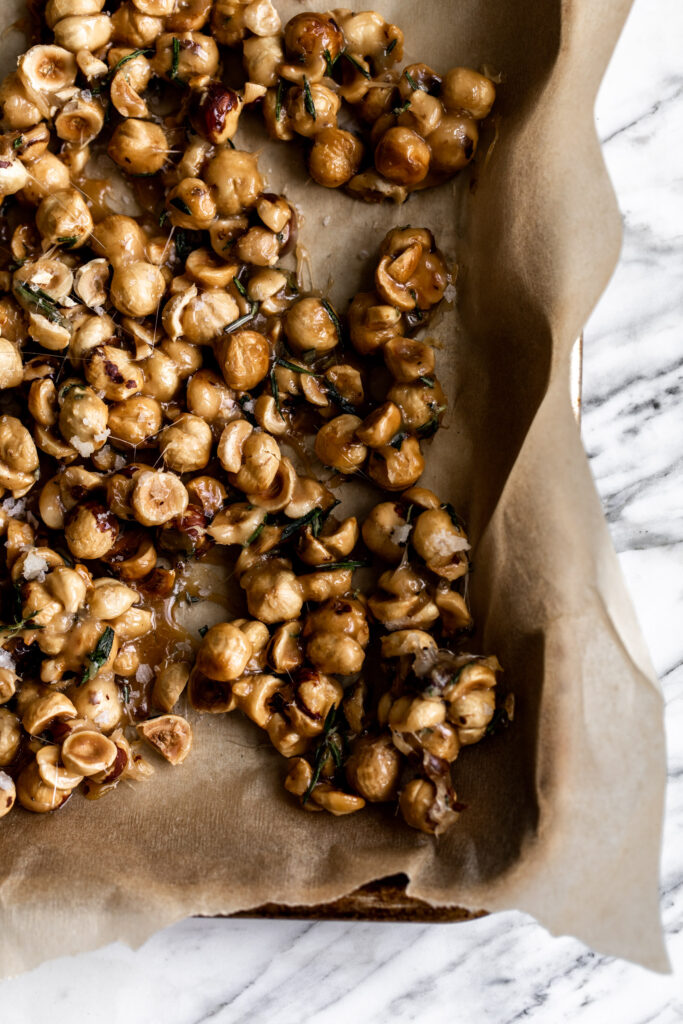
2, 0, 681, 1019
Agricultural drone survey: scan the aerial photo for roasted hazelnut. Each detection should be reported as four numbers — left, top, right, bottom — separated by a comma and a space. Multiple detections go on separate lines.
22, 691, 78, 736
368, 436, 424, 490
287, 668, 343, 738
141, 349, 182, 401
284, 12, 343, 70
242, 34, 283, 88
191, 82, 242, 144
0, 414, 38, 495
309, 128, 364, 189
356, 402, 402, 448
348, 292, 402, 355
204, 149, 263, 216
314, 415, 367, 474
131, 470, 189, 527
231, 673, 281, 729
53, 14, 112, 52
284, 297, 339, 355
214, 329, 270, 389
412, 508, 470, 575
428, 114, 478, 174
288, 83, 340, 137
375, 127, 431, 186
441, 67, 495, 119
108, 395, 162, 447
154, 31, 219, 81
108, 118, 168, 175
362, 501, 411, 562
174, 288, 240, 345
399, 777, 442, 834
60, 729, 118, 777
187, 369, 236, 424
16, 761, 71, 813
196, 622, 252, 682
241, 561, 304, 623
55, 94, 105, 144
88, 578, 139, 620
209, 502, 265, 545
346, 733, 401, 802
383, 337, 436, 382
110, 262, 166, 317
58, 382, 108, 454
35, 188, 93, 248
186, 475, 226, 517
167, 177, 217, 230
152, 660, 190, 712
0, 338, 23, 388
159, 413, 213, 473
137, 714, 193, 765
65, 502, 118, 560
0, 709, 21, 766
397, 89, 443, 137
0, 771, 15, 818
90, 214, 147, 267
85, 345, 143, 402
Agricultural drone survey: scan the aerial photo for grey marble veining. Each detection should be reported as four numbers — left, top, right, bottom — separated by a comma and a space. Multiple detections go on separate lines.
1, 0, 682, 1019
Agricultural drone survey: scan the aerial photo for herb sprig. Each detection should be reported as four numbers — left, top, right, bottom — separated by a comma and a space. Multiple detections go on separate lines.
80, 626, 114, 686
14, 283, 66, 326
302, 705, 344, 804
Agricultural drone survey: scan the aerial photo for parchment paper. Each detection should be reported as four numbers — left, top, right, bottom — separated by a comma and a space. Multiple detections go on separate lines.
0, 0, 669, 976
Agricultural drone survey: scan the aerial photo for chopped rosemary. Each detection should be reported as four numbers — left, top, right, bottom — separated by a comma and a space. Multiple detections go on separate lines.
385, 38, 398, 56
306, 559, 369, 572
419, 375, 435, 388
12, 136, 23, 150
80, 626, 114, 686
389, 431, 407, 450
404, 69, 419, 91
57, 235, 78, 247
234, 276, 247, 297
279, 506, 325, 543
170, 37, 181, 80
224, 303, 258, 332
198, 624, 209, 638
121, 683, 131, 704
112, 48, 154, 76
170, 196, 191, 215
416, 408, 446, 439
14, 283, 66, 326
321, 298, 341, 341
303, 76, 316, 118
270, 364, 281, 415
159, 208, 169, 227
322, 48, 338, 76
325, 378, 357, 414
244, 520, 266, 547
342, 51, 371, 79
274, 356, 317, 376
0, 611, 43, 637
302, 705, 344, 804
392, 100, 411, 116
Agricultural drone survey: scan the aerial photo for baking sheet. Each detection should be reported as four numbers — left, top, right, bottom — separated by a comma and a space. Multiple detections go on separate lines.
0, 0, 669, 976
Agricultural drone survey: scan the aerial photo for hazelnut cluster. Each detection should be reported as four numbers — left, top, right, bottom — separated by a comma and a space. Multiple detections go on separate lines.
230, 8, 496, 201
195, 484, 508, 833
0, 0, 510, 833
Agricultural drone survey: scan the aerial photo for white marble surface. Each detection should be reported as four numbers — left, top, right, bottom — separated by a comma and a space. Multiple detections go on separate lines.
2, 1, 682, 1019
